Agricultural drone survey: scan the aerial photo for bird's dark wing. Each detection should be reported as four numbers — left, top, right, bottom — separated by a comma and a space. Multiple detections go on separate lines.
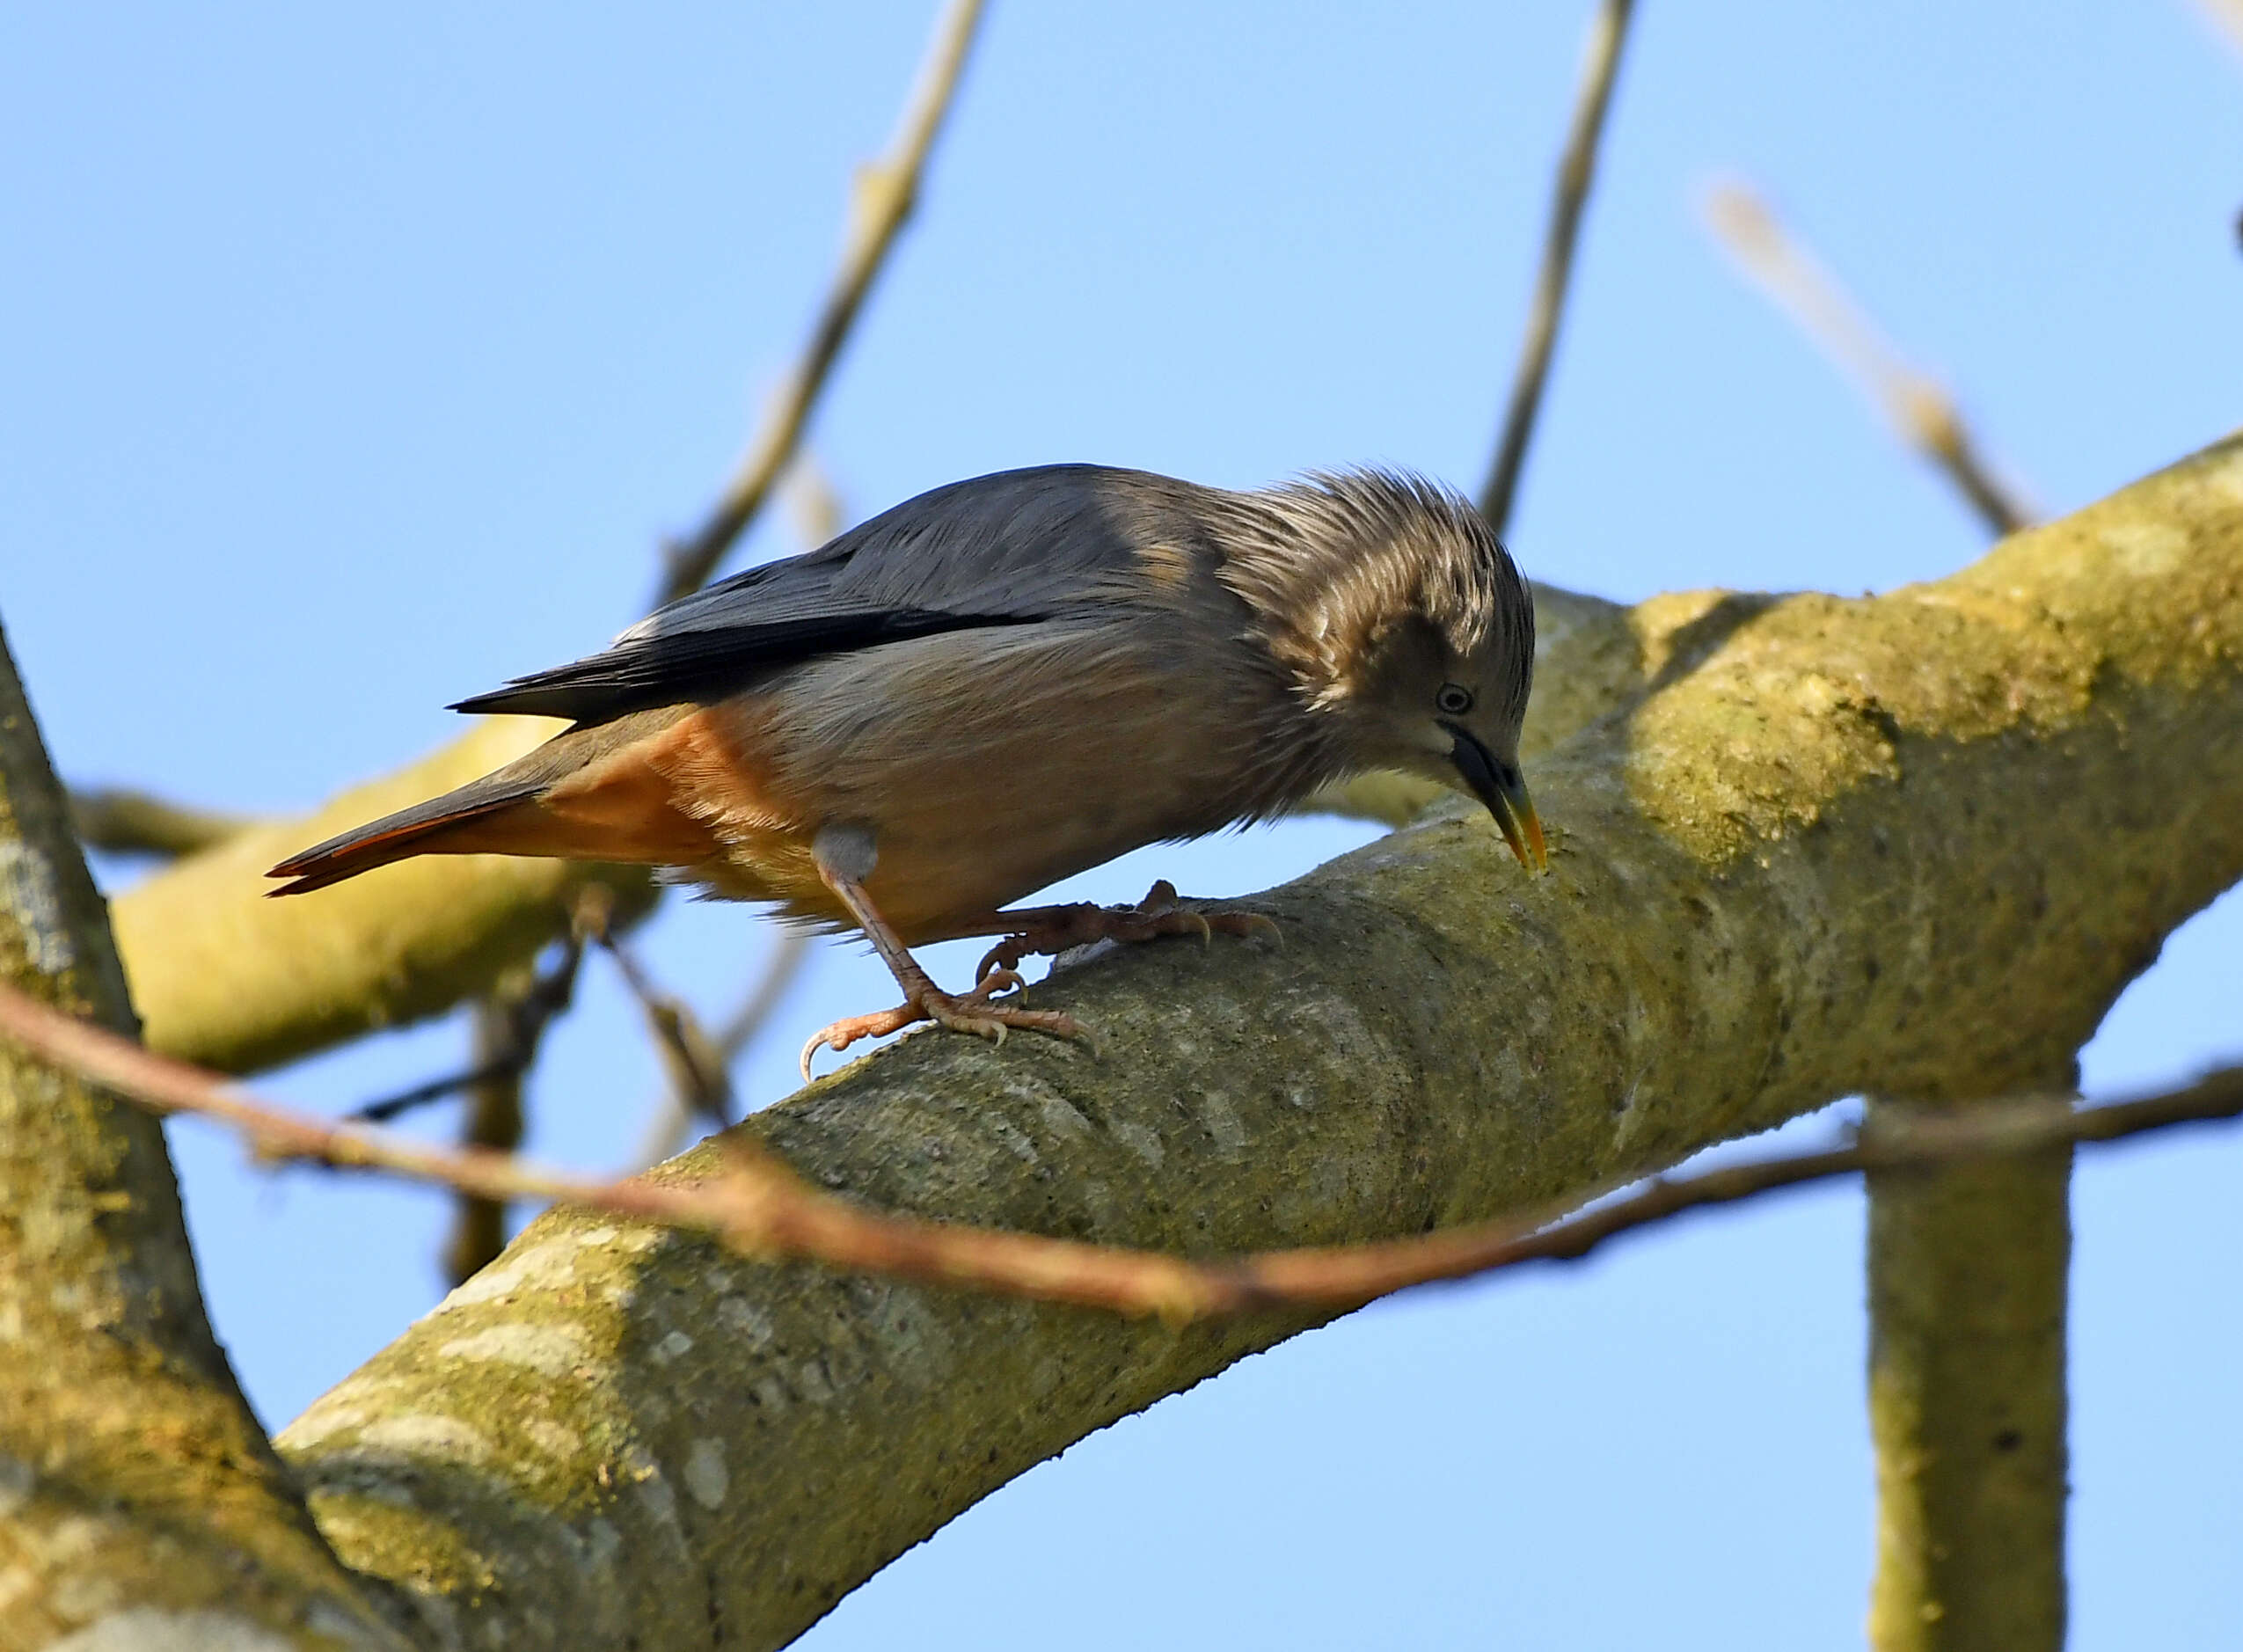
453, 464, 1216, 722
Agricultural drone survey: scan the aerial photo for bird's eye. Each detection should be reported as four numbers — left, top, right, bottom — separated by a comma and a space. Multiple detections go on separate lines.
1435, 683, 1474, 716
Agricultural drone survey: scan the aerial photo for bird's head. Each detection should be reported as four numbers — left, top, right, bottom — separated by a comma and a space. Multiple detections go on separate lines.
1219, 471, 1546, 873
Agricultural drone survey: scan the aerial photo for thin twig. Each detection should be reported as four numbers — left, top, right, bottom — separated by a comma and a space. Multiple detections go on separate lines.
712, 931, 815, 1065
1700, 178, 2036, 537
349, 934, 588, 1124
630, 932, 815, 1169
68, 787, 255, 859
4, 976, 2235, 1322
655, 0, 988, 604
1480, 0, 1638, 534
585, 908, 735, 1128
2195, 0, 2243, 60
781, 453, 847, 552
444, 996, 529, 1285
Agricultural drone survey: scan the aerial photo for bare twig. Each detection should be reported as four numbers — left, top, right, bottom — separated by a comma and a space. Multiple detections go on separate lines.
630, 932, 815, 1168
349, 933, 588, 1124
1700, 178, 2036, 537
2195, 0, 2243, 61
656, 0, 988, 604
782, 452, 847, 551
69, 786, 255, 859
444, 996, 530, 1285
4, 976, 2234, 1323
712, 932, 815, 1065
584, 906, 735, 1128
1480, 0, 1637, 534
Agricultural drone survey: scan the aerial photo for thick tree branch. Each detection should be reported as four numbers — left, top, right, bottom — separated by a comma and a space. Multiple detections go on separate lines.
246, 436, 2243, 1649
1869, 1107, 2070, 1651
112, 716, 655, 1073
0, 622, 406, 1648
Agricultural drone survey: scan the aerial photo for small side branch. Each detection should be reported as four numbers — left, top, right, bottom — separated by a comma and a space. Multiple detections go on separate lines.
443, 997, 532, 1286
585, 902, 735, 1128
69, 786, 254, 859
1479, 0, 1638, 535
349, 928, 588, 1125
1700, 179, 2035, 537
630, 930, 814, 1169
655, 0, 988, 603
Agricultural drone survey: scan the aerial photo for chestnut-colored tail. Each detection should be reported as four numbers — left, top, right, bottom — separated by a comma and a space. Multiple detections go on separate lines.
266, 704, 729, 895
266, 778, 547, 895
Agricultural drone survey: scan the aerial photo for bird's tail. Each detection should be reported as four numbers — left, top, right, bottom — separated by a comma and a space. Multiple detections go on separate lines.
265, 776, 548, 895
267, 705, 720, 895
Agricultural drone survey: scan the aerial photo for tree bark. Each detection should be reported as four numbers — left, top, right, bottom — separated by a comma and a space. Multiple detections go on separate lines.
1868, 1125, 2072, 1650
10, 435, 2243, 1647
0, 625, 409, 1648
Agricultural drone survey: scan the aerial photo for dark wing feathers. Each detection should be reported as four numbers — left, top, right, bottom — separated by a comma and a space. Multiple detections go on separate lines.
454, 465, 1201, 724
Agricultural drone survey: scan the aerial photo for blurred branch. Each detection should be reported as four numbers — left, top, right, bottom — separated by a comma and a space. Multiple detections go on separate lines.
586, 895, 735, 1128
1700, 178, 2036, 537
442, 996, 530, 1286
340, 913, 593, 1285
4, 976, 2236, 1324
630, 930, 813, 1167
782, 451, 848, 549
351, 929, 588, 1125
656, 0, 988, 603
69, 786, 254, 859
113, 715, 658, 1074
2194, 0, 2243, 60
1480, 0, 1637, 535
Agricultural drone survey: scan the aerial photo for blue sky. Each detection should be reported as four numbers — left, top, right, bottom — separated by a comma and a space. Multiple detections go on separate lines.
4, 4, 2238, 1646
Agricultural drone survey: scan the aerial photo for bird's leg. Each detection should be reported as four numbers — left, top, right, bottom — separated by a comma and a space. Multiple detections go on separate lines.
930, 880, 1282, 983
801, 824, 1092, 1078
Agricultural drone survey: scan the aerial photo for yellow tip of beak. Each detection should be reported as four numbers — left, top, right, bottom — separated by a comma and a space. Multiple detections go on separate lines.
1518, 800, 1548, 874
1493, 793, 1548, 875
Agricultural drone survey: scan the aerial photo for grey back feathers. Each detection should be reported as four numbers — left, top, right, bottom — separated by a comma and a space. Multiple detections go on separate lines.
453, 463, 1531, 737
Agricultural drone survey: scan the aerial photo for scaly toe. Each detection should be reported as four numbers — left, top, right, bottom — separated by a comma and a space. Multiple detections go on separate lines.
800, 1002, 922, 1078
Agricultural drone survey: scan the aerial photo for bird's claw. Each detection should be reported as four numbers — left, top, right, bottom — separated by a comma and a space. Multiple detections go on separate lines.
800, 967, 1091, 1078
972, 881, 1280, 982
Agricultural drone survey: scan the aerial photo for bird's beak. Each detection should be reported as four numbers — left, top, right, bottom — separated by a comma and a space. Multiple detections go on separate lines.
1443, 724, 1547, 874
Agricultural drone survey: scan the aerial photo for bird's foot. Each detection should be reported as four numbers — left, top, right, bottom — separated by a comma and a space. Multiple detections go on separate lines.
800, 968, 1092, 1078
975, 880, 1281, 982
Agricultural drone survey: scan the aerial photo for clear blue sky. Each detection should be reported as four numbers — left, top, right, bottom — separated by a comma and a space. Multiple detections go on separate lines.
4, 3, 2239, 1645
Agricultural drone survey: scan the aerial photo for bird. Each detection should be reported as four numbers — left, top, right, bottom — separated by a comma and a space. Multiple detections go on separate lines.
267, 464, 1546, 1072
